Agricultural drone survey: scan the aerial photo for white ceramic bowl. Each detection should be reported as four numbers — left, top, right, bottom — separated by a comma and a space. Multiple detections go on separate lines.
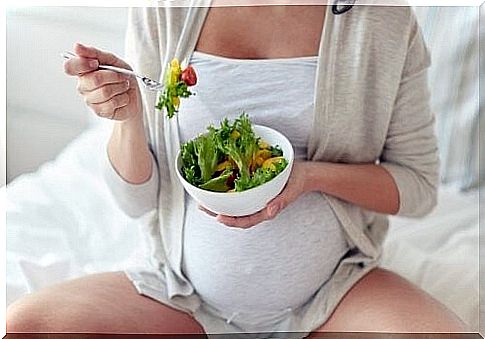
175, 125, 294, 217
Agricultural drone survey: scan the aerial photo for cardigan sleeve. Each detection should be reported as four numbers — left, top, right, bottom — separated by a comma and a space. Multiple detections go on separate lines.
103, 145, 159, 218
380, 11, 439, 218
102, 8, 161, 218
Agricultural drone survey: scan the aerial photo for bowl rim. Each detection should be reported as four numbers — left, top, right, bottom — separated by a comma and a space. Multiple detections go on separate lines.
175, 124, 295, 196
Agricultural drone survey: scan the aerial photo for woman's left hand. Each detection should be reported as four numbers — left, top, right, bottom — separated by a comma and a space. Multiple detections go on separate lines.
198, 161, 308, 229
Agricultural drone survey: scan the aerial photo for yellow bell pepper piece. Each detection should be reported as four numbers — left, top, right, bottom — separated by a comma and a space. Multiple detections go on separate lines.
171, 58, 180, 69
255, 157, 265, 167
256, 149, 272, 161
169, 58, 182, 84
262, 156, 285, 170
258, 140, 270, 149
216, 160, 232, 172
172, 96, 180, 108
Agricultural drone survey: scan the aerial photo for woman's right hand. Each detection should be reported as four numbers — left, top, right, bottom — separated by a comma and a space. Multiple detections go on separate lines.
63, 43, 142, 122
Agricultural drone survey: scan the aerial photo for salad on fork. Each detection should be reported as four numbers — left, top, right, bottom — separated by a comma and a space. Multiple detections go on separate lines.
156, 58, 198, 118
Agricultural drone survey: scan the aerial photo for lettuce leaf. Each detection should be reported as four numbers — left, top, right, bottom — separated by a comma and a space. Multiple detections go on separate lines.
193, 129, 221, 183
181, 140, 202, 186
269, 145, 283, 157
212, 113, 259, 182
199, 169, 233, 192
234, 157, 287, 192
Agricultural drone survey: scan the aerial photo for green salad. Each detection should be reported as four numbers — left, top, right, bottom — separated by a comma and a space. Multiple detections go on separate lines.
181, 113, 288, 192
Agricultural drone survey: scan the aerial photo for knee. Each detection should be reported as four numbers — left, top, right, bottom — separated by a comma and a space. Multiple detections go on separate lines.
7, 296, 50, 333
7, 294, 87, 333
315, 268, 468, 333
6, 294, 106, 333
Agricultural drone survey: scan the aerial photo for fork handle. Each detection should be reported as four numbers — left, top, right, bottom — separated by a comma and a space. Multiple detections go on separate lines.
62, 51, 141, 79
98, 65, 140, 78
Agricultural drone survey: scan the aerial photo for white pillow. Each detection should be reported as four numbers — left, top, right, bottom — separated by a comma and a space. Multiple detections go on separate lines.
414, 7, 481, 190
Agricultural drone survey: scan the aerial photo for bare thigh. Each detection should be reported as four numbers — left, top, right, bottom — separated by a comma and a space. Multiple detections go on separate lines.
308, 268, 467, 335
7, 271, 206, 335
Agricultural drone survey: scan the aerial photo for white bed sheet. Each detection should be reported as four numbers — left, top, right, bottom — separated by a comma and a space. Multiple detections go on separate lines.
5, 123, 480, 330
6, 123, 149, 304
382, 186, 479, 330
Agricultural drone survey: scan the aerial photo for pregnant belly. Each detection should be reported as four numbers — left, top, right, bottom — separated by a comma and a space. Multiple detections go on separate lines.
182, 191, 349, 314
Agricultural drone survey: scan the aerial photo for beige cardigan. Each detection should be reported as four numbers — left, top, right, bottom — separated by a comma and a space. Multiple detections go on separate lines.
104, 2, 439, 330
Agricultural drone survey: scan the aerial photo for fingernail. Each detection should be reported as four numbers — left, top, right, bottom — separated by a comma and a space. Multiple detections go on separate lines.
269, 204, 279, 217
89, 60, 98, 68
126, 80, 131, 88
75, 43, 87, 52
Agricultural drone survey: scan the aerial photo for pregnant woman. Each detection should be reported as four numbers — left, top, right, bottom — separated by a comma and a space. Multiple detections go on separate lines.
7, 3, 466, 336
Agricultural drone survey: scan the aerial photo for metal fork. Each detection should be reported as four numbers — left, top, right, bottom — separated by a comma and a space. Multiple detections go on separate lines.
61, 51, 165, 91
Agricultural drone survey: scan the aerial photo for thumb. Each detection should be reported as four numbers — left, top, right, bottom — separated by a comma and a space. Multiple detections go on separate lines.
267, 195, 286, 218
73, 42, 129, 69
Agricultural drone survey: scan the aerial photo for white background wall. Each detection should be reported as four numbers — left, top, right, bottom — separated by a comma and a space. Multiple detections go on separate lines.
1, 119, 5, 187
6, 7, 127, 183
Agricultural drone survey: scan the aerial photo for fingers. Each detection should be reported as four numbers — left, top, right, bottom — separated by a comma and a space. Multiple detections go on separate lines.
64, 42, 131, 77
197, 196, 287, 229
76, 70, 134, 121
63, 43, 139, 121
197, 182, 296, 229
215, 187, 293, 228
73, 42, 129, 69
82, 80, 131, 104
266, 194, 286, 218
198, 204, 272, 228
77, 70, 128, 92
197, 205, 218, 217
216, 207, 273, 229
87, 93, 130, 119
64, 55, 99, 76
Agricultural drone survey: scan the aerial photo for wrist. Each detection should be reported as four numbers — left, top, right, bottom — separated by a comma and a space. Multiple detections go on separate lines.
298, 161, 330, 194
117, 108, 144, 129
110, 109, 146, 149
300, 161, 314, 193
292, 161, 318, 194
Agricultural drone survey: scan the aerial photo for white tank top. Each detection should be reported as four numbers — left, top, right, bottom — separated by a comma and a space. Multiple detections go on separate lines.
179, 51, 349, 323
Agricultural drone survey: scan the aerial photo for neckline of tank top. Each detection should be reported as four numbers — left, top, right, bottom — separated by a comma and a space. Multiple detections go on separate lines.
191, 50, 319, 64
